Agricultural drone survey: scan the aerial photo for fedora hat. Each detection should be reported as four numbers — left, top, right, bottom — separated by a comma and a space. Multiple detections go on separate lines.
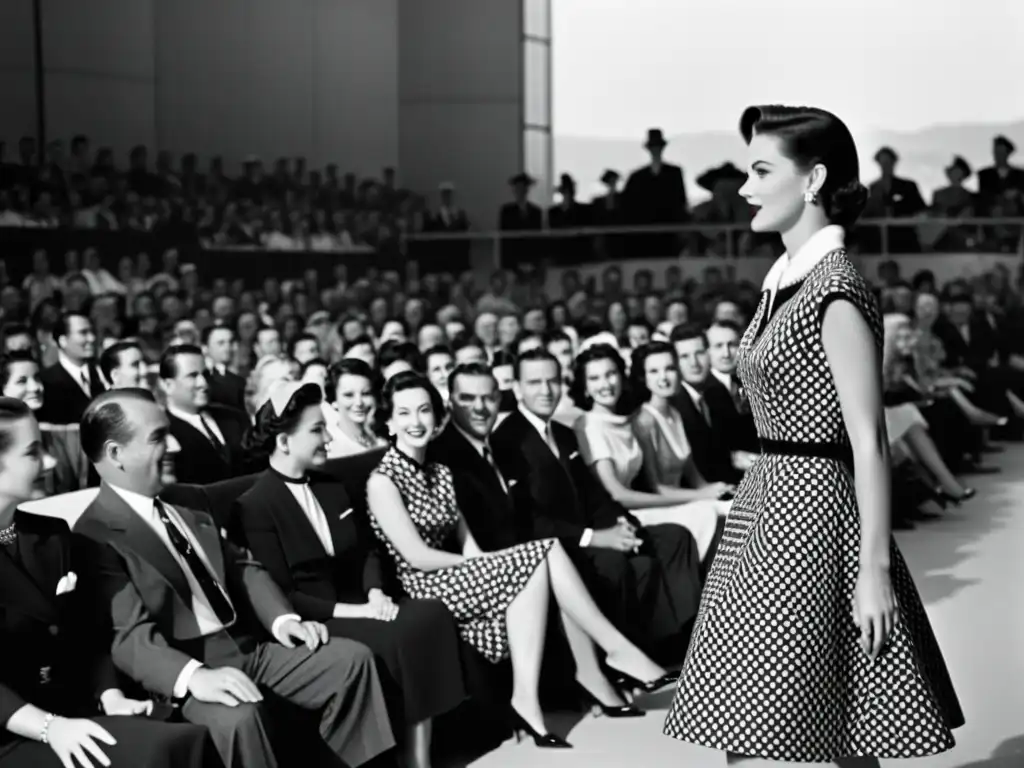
696, 162, 746, 192
874, 146, 898, 164
944, 155, 971, 180
644, 129, 668, 149
600, 169, 621, 186
509, 172, 536, 187
994, 135, 1016, 155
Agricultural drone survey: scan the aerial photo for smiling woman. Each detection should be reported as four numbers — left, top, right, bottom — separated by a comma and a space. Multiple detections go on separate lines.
662, 105, 964, 766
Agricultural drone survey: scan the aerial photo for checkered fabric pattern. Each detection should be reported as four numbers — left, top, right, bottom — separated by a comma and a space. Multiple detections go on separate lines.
663, 250, 964, 761
368, 447, 553, 663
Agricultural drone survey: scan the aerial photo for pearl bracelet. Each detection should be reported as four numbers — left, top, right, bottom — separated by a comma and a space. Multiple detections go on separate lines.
40, 713, 56, 744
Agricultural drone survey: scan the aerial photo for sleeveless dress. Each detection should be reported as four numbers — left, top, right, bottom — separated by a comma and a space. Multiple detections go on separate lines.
663, 242, 963, 761
368, 446, 554, 663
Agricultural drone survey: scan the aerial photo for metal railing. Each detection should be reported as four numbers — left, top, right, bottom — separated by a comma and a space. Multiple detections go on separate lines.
399, 216, 1024, 269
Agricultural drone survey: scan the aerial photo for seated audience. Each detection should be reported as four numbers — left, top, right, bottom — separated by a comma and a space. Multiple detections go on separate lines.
367, 372, 674, 748
0, 397, 215, 768
491, 349, 703, 661
235, 381, 466, 768
73, 389, 396, 768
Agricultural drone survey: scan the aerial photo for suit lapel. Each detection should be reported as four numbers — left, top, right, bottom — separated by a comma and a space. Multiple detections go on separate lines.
90, 484, 194, 608
173, 505, 227, 586
309, 477, 352, 553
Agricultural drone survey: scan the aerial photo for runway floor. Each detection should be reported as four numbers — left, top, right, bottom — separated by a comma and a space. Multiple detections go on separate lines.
451, 443, 1024, 768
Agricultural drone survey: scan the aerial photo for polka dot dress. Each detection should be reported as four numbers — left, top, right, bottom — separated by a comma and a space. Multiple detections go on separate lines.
368, 447, 553, 664
663, 250, 964, 761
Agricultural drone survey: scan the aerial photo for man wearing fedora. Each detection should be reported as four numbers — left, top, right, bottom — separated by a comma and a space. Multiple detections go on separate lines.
591, 170, 628, 261
424, 181, 471, 273
690, 163, 751, 255
931, 156, 977, 252
548, 173, 592, 265
623, 128, 689, 259
864, 146, 926, 253
977, 135, 1024, 214
498, 172, 544, 273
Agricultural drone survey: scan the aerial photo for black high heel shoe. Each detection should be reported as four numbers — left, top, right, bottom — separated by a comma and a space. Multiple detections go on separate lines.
508, 706, 572, 748
604, 663, 680, 695
576, 683, 645, 718
939, 487, 976, 505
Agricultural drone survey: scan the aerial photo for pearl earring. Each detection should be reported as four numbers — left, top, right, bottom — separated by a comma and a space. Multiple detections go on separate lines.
804, 190, 818, 204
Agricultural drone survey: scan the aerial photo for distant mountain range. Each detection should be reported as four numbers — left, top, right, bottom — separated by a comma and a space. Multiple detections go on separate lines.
554, 121, 1024, 205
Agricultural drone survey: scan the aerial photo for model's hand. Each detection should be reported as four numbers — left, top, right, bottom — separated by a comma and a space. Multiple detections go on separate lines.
852, 566, 899, 661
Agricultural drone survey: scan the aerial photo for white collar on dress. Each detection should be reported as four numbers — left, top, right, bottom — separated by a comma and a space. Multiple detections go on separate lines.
761, 224, 846, 292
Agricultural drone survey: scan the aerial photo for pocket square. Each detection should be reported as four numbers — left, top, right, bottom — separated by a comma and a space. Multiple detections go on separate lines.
339, 508, 354, 521
507, 479, 519, 488
55, 572, 77, 596
569, 451, 579, 460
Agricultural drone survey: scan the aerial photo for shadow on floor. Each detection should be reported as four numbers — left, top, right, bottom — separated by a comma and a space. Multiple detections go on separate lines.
895, 444, 1021, 606
953, 734, 1024, 768
440, 709, 588, 768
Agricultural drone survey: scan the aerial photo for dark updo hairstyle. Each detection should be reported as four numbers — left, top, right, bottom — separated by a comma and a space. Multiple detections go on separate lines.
0, 396, 32, 458
326, 358, 376, 402
740, 105, 868, 228
378, 340, 425, 375
374, 371, 445, 439
243, 381, 324, 462
569, 343, 637, 414
629, 341, 679, 404
0, 350, 39, 391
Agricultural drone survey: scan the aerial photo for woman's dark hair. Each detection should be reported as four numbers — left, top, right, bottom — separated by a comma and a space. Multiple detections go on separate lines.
326, 358, 376, 401
740, 104, 868, 228
243, 382, 323, 461
0, 396, 31, 458
374, 371, 445, 438
0, 350, 39, 391
569, 343, 636, 414
377, 340, 424, 375
629, 341, 678, 404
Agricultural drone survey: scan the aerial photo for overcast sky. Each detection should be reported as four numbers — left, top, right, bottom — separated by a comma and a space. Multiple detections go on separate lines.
552, 0, 1024, 139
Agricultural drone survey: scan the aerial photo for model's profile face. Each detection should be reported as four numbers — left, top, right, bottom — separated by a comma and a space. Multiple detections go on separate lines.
740, 132, 812, 234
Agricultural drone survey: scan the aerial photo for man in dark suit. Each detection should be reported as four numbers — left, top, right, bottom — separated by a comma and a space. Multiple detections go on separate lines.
37, 312, 105, 426
160, 344, 247, 484
491, 350, 702, 658
498, 172, 544, 273
99, 339, 150, 391
202, 326, 246, 413
977, 135, 1024, 213
669, 324, 743, 484
547, 174, 592, 266
704, 320, 760, 456
422, 182, 471, 274
73, 389, 395, 768
429, 363, 531, 551
863, 146, 926, 253
623, 129, 688, 259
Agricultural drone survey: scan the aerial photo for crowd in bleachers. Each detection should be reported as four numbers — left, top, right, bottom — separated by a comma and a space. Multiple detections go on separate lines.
1, 223, 1023, 766
4, 129, 1024, 263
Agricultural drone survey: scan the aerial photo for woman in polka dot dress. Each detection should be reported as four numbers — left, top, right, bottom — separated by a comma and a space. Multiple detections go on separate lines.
663, 105, 964, 766
367, 372, 673, 748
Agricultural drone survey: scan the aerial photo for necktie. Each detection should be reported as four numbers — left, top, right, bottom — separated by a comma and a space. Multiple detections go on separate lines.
198, 414, 229, 462
695, 394, 712, 425
154, 499, 235, 625
543, 423, 560, 458
482, 446, 508, 494
79, 369, 91, 397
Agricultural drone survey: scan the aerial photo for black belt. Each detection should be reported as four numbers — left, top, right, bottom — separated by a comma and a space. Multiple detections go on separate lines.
759, 438, 853, 465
